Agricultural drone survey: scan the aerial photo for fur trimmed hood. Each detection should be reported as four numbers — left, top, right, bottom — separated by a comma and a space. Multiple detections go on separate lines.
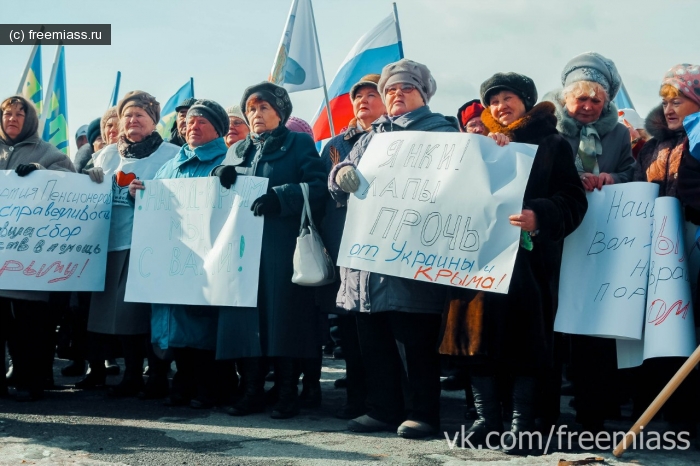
481, 101, 558, 144
542, 90, 619, 139
645, 104, 685, 142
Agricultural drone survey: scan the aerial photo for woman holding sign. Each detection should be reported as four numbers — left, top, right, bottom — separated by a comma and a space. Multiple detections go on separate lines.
82, 91, 179, 398
213, 82, 327, 420
440, 73, 587, 453
329, 59, 460, 439
0, 95, 75, 401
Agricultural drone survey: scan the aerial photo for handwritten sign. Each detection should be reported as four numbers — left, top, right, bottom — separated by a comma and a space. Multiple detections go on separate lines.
555, 182, 658, 339
124, 176, 268, 306
617, 197, 697, 368
336, 131, 537, 294
0, 170, 111, 291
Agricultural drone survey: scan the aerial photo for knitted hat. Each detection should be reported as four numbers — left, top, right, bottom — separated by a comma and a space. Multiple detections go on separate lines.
457, 99, 485, 130
187, 99, 229, 138
662, 63, 700, 107
117, 90, 161, 124
175, 97, 197, 113
100, 106, 118, 142
87, 118, 101, 145
349, 73, 381, 100
226, 104, 246, 122
285, 116, 313, 136
561, 52, 621, 99
240, 82, 293, 125
377, 59, 437, 104
480, 73, 537, 111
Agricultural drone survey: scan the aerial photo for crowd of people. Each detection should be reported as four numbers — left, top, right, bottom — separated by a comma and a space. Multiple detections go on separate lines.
1, 51, 700, 454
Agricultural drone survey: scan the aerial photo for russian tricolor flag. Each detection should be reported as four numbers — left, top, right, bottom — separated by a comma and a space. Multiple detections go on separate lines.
311, 14, 403, 142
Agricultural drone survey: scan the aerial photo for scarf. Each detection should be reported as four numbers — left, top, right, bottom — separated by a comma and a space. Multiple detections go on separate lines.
575, 125, 602, 175
117, 131, 164, 159
250, 130, 273, 149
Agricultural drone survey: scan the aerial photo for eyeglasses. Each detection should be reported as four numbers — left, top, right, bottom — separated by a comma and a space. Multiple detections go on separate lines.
385, 84, 417, 96
230, 119, 247, 127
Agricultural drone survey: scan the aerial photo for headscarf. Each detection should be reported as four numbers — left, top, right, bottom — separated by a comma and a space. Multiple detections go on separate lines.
662, 64, 700, 107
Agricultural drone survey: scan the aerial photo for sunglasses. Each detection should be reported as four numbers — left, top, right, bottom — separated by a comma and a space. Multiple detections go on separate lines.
385, 84, 417, 96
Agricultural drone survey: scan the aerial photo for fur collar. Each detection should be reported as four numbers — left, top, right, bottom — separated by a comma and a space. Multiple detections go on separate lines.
542, 90, 619, 138
234, 124, 291, 159
645, 104, 685, 142
481, 101, 558, 144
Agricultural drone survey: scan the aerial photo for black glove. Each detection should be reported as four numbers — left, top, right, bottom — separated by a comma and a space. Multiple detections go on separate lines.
212, 165, 238, 189
251, 191, 281, 217
15, 164, 39, 177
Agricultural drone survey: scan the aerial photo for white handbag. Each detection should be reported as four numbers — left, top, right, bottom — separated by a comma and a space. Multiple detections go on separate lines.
291, 183, 336, 286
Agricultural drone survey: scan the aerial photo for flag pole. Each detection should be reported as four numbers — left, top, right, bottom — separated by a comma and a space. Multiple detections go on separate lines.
392, 2, 404, 59
190, 77, 195, 98
308, 0, 335, 137
39, 43, 63, 136
109, 71, 121, 107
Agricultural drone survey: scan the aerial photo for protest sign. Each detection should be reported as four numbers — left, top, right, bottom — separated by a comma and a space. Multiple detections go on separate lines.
125, 175, 268, 307
555, 182, 658, 339
336, 131, 537, 294
0, 170, 111, 291
616, 197, 697, 368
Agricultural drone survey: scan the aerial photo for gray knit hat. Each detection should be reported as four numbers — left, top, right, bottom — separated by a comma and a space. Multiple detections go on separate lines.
377, 59, 437, 104
187, 99, 229, 138
561, 52, 621, 99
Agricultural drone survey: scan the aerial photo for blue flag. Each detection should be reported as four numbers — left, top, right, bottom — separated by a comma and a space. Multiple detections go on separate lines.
613, 81, 635, 110
156, 78, 194, 139
42, 45, 69, 156
17, 43, 43, 115
109, 71, 121, 107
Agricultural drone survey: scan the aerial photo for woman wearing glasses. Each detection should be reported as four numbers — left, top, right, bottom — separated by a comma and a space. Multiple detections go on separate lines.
329, 59, 459, 439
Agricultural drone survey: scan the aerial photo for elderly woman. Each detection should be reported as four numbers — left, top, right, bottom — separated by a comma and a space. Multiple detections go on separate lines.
0, 95, 75, 401
543, 52, 636, 433
440, 73, 587, 452
81, 91, 180, 397
82, 107, 120, 172
329, 59, 459, 439
213, 82, 327, 420
224, 105, 249, 147
636, 64, 700, 431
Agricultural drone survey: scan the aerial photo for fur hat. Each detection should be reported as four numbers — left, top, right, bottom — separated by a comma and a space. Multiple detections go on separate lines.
187, 99, 229, 138
377, 59, 436, 104
662, 63, 700, 107
285, 116, 313, 136
240, 82, 293, 125
175, 97, 197, 113
349, 74, 381, 100
117, 90, 161, 124
561, 52, 621, 99
457, 99, 485, 130
87, 118, 101, 145
480, 73, 537, 111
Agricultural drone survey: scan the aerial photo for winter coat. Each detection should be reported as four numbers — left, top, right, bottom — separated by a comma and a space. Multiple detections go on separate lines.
328, 105, 460, 314
0, 129, 75, 302
150, 138, 228, 351
635, 105, 690, 199
216, 125, 328, 359
73, 143, 94, 173
440, 102, 588, 374
544, 91, 635, 183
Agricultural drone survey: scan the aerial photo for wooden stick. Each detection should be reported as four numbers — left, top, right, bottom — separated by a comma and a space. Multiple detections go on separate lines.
613, 344, 700, 457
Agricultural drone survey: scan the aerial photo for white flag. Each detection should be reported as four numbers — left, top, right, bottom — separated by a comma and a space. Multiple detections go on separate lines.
268, 0, 324, 93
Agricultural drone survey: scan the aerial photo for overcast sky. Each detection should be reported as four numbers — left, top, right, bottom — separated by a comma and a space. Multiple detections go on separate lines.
2, 0, 699, 156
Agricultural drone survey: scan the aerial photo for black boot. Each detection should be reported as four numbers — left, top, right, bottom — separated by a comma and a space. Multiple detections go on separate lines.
227, 357, 266, 416
270, 357, 300, 419
506, 377, 537, 456
108, 336, 145, 398
139, 357, 169, 400
465, 376, 503, 448
299, 355, 322, 409
75, 361, 106, 389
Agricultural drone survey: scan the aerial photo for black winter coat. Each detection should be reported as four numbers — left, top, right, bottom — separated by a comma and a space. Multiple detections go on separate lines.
440, 102, 587, 373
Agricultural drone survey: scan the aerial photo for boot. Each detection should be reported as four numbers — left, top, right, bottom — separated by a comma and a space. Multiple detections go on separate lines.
270, 357, 300, 419
108, 336, 145, 398
506, 377, 537, 456
465, 376, 503, 448
75, 361, 106, 389
139, 357, 169, 400
227, 357, 266, 416
61, 360, 86, 377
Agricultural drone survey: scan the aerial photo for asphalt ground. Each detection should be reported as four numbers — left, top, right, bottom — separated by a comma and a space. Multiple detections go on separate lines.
1, 356, 699, 465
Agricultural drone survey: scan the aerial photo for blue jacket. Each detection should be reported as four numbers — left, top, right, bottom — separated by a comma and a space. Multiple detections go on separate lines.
150, 137, 227, 351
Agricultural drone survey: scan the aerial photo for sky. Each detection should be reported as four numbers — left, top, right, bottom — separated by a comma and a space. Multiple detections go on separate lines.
2, 0, 699, 157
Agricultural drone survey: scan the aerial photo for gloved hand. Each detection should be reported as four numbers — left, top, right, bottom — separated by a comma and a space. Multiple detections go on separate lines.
212, 165, 238, 189
15, 163, 39, 177
82, 167, 104, 183
335, 165, 360, 193
250, 191, 281, 217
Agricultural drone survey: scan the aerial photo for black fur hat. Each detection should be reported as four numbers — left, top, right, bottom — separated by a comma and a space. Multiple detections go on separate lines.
480, 73, 537, 111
